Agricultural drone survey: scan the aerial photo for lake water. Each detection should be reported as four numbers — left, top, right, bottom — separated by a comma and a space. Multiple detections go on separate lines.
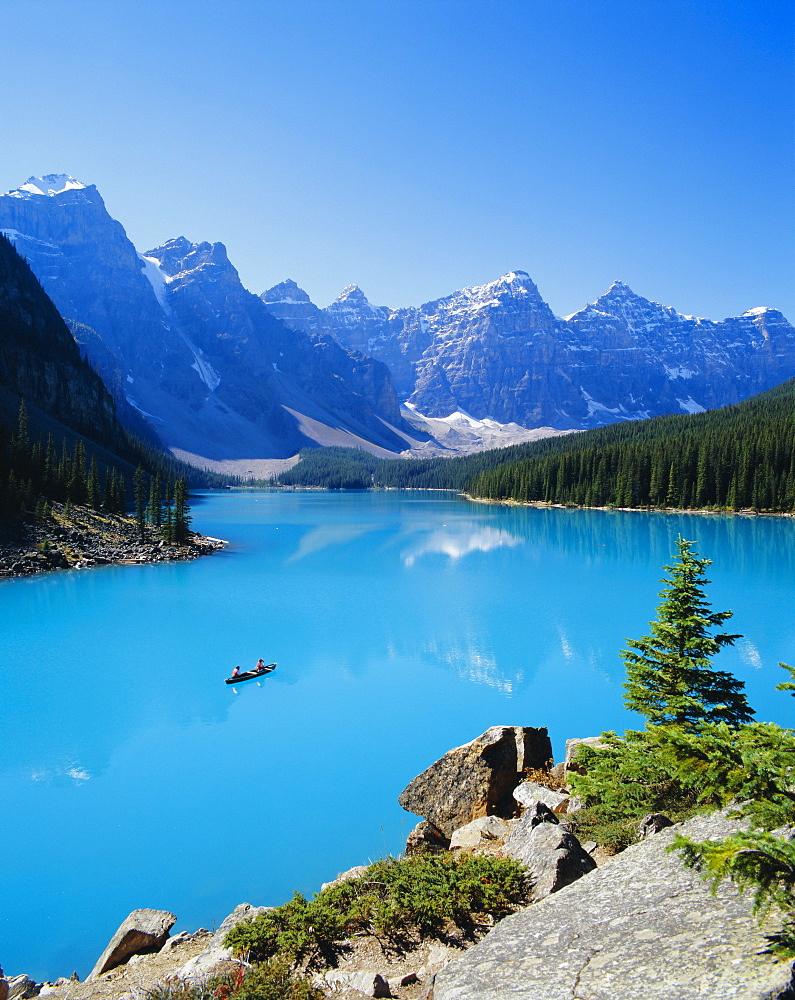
2, 490, 794, 981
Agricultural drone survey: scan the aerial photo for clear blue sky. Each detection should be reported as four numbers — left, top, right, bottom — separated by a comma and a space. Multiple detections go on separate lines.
3, 0, 793, 320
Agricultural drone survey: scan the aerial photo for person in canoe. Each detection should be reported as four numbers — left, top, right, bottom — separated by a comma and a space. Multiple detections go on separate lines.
254, 658, 267, 673
231, 666, 241, 678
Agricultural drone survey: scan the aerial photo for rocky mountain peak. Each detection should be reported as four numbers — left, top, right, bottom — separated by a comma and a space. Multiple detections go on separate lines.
261, 279, 313, 305
331, 283, 371, 307
7, 174, 88, 198
145, 238, 232, 279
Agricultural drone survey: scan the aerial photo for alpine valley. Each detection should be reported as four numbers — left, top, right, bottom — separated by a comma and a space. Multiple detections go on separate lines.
2, 174, 795, 473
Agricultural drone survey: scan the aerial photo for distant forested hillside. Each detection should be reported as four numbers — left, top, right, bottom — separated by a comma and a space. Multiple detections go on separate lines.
468, 379, 794, 511
277, 379, 795, 513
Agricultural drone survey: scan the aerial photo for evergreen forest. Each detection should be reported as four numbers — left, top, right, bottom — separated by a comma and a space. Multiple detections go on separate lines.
0, 399, 228, 536
276, 378, 795, 513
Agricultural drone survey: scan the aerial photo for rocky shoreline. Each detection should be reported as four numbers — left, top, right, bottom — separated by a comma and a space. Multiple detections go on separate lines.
0, 503, 225, 579
464, 493, 795, 518
4, 725, 791, 1000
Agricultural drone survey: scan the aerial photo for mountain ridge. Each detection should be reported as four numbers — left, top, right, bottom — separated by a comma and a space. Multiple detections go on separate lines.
261, 271, 795, 430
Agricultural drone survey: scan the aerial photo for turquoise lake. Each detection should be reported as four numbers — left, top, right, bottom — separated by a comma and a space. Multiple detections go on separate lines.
2, 489, 794, 980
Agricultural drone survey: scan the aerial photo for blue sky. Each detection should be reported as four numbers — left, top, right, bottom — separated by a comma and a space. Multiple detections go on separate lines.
3, 0, 793, 319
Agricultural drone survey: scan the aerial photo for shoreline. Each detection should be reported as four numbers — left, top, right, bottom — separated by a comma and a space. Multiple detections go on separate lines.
462, 494, 795, 518
0, 503, 226, 580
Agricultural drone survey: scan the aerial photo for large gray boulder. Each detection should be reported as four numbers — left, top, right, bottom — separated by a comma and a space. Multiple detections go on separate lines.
88, 908, 177, 980
430, 811, 795, 999
503, 804, 596, 898
398, 726, 552, 837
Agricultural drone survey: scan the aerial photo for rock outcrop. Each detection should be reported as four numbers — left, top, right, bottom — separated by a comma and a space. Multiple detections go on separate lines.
503, 804, 596, 899
430, 811, 795, 999
87, 909, 177, 981
405, 820, 451, 856
512, 780, 570, 814
177, 903, 271, 983
448, 816, 511, 850
398, 726, 553, 837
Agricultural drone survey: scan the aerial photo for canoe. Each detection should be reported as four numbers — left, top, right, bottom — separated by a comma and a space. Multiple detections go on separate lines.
225, 663, 276, 684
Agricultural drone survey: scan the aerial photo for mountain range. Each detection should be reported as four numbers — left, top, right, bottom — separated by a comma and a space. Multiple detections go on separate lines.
2, 174, 794, 469
262, 272, 795, 430
0, 176, 427, 472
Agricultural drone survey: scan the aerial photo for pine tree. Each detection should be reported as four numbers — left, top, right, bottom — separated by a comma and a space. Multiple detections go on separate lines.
172, 477, 192, 543
86, 455, 101, 510
147, 475, 163, 528
621, 537, 754, 729
133, 466, 147, 542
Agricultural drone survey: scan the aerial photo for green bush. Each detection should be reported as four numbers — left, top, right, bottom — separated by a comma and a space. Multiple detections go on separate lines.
567, 729, 703, 852
225, 853, 530, 966
145, 959, 324, 1000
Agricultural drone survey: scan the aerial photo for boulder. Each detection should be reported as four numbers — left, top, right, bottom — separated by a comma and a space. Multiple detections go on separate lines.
323, 970, 391, 996
179, 904, 270, 982
513, 780, 570, 814
6, 977, 37, 1000
405, 820, 450, 856
321, 864, 371, 891
503, 804, 596, 899
88, 908, 177, 980
564, 735, 605, 774
638, 813, 674, 839
431, 811, 795, 999
398, 726, 552, 837
449, 815, 511, 850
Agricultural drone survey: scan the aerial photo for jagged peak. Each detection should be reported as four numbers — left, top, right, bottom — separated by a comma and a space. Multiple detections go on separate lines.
332, 283, 370, 305
145, 237, 231, 278
6, 174, 88, 198
262, 279, 313, 305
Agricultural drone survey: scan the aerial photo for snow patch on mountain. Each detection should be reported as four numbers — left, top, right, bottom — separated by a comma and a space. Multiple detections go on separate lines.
139, 254, 173, 313
7, 175, 87, 198
677, 397, 706, 414
400, 403, 573, 456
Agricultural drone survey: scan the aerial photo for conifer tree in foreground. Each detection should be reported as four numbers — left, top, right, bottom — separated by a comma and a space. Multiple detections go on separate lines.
622, 536, 754, 729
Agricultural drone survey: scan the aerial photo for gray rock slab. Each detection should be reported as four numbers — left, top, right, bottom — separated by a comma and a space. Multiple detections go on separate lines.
399, 726, 552, 837
503, 808, 596, 899
431, 811, 795, 1000
513, 780, 570, 814
6, 976, 37, 1000
87, 908, 177, 981
449, 815, 511, 850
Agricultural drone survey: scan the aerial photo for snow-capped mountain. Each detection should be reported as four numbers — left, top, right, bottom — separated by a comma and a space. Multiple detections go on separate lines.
0, 176, 422, 464
262, 272, 795, 429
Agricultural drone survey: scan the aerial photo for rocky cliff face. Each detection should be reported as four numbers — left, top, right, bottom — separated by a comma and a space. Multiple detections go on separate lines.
0, 177, 419, 462
262, 272, 795, 430
0, 232, 123, 446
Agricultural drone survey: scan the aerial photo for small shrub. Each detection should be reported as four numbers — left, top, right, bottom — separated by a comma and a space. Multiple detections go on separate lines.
225, 853, 530, 967
230, 958, 325, 1000
523, 759, 566, 791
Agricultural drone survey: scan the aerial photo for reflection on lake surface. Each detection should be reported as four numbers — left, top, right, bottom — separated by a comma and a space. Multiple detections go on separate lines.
1, 490, 793, 980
